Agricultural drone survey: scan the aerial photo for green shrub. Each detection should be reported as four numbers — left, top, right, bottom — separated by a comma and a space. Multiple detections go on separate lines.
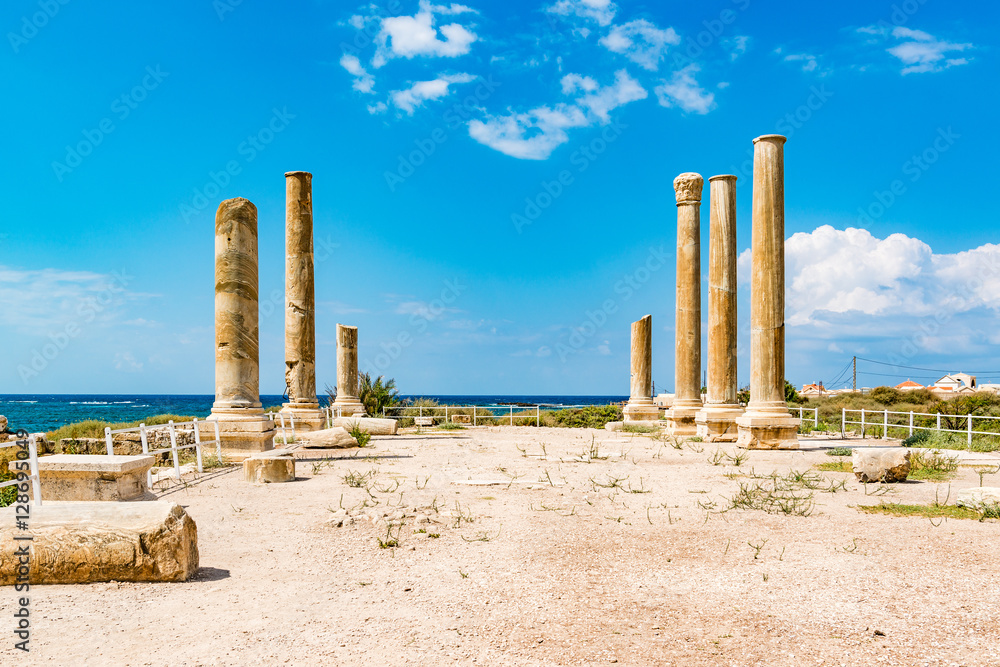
869, 386, 904, 405
349, 424, 371, 448
541, 405, 623, 429
46, 414, 197, 441
826, 446, 852, 457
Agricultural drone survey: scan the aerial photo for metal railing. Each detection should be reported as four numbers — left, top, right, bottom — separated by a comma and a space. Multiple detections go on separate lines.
264, 411, 297, 445
322, 405, 347, 428
381, 404, 596, 427
105, 419, 221, 486
841, 407, 1000, 448
792, 406, 819, 428
1, 434, 42, 506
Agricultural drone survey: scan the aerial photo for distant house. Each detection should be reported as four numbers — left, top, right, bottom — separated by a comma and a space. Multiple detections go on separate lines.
895, 380, 924, 391
978, 383, 1000, 396
928, 373, 977, 399
801, 382, 826, 397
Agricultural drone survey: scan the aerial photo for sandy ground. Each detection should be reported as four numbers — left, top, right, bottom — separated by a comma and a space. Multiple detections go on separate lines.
4, 426, 1000, 666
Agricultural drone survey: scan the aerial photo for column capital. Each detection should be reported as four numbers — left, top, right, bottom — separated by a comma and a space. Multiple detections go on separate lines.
708, 174, 737, 183
284, 170, 313, 178
673, 172, 704, 205
752, 134, 787, 146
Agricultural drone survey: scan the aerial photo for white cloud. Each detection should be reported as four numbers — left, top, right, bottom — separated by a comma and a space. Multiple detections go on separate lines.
654, 64, 715, 115
367, 101, 388, 115
340, 54, 375, 94
736, 226, 1000, 327
547, 0, 617, 26
114, 351, 144, 372
373, 0, 478, 68
599, 19, 679, 71
783, 52, 819, 72
390, 73, 476, 114
722, 35, 749, 61
858, 25, 973, 74
469, 69, 645, 159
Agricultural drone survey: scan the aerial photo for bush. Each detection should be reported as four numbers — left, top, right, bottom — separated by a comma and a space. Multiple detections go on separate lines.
541, 405, 623, 429
902, 429, 931, 447
348, 424, 371, 448
46, 414, 197, 441
869, 386, 904, 406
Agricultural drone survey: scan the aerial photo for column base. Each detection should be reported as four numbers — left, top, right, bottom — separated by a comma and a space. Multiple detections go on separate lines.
332, 398, 367, 418
623, 401, 660, 422
278, 403, 327, 432
203, 409, 275, 460
735, 413, 800, 450
664, 403, 702, 436
695, 405, 745, 442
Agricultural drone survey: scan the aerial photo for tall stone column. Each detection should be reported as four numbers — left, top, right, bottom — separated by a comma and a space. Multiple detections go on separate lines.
736, 135, 800, 449
696, 175, 744, 441
665, 172, 704, 436
279, 171, 325, 431
623, 315, 658, 422
332, 324, 366, 416
206, 197, 275, 456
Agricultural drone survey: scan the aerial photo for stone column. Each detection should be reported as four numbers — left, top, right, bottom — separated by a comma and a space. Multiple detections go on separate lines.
279, 171, 325, 432
696, 175, 744, 441
736, 135, 800, 449
206, 197, 275, 457
623, 315, 658, 422
332, 324, 366, 416
664, 172, 704, 436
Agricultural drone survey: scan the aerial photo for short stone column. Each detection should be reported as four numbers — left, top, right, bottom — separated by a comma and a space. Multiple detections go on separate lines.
623, 315, 659, 422
332, 324, 366, 416
665, 172, 704, 436
696, 175, 744, 441
279, 171, 325, 431
736, 135, 800, 449
206, 197, 276, 457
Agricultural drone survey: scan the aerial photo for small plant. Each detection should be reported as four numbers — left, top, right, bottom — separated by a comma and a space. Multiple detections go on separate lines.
826, 446, 853, 457
688, 436, 703, 442
727, 449, 749, 466
458, 569, 469, 579
349, 424, 372, 448
343, 469, 374, 488
622, 423, 657, 434
438, 421, 465, 430
973, 464, 1000, 487
909, 450, 960, 481
708, 449, 726, 466
377, 523, 403, 549
748, 538, 768, 559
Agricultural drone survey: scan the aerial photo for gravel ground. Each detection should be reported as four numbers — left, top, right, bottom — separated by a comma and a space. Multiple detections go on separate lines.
5, 427, 999, 666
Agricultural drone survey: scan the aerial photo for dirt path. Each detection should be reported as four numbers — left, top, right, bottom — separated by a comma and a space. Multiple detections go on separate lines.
6, 427, 999, 666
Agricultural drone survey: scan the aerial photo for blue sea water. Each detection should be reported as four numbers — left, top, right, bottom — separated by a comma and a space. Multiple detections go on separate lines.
0, 394, 627, 433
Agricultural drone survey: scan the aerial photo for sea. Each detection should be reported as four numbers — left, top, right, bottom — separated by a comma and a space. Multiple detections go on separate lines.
0, 395, 628, 433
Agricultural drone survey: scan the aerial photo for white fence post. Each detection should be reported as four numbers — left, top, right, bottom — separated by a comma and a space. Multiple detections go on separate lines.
140, 424, 151, 487
861, 409, 866, 438
104, 426, 115, 456
28, 435, 42, 507
168, 420, 181, 480
536, 405, 540, 428
510, 405, 514, 426
909, 411, 914, 438
213, 419, 222, 461
192, 417, 204, 474
936, 414, 941, 432
968, 414, 973, 449
883, 409, 888, 440
841, 407, 846, 438
278, 413, 288, 446
473, 406, 477, 426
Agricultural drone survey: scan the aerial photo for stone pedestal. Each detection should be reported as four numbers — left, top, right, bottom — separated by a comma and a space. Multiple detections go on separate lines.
208, 197, 276, 457
332, 324, 366, 417
14, 454, 154, 502
736, 135, 800, 449
243, 450, 296, 484
280, 171, 326, 432
696, 175, 744, 441
624, 314, 659, 422
665, 173, 704, 436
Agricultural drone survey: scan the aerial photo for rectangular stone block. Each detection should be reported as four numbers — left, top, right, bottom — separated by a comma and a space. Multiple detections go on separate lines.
0, 501, 198, 584
11, 454, 154, 502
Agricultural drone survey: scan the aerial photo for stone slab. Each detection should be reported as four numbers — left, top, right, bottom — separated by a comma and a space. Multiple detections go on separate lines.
735, 414, 800, 450
853, 447, 910, 483
298, 427, 359, 449
243, 452, 295, 483
11, 454, 155, 502
333, 416, 399, 435
0, 501, 198, 584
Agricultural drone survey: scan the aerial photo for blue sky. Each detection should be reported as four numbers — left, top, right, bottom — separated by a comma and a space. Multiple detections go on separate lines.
1, 0, 998, 396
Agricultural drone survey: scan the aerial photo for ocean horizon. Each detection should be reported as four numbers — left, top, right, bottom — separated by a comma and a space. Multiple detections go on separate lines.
0, 394, 629, 433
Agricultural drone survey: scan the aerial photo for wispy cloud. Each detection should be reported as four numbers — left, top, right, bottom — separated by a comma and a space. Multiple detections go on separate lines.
599, 19, 679, 71
373, 0, 479, 68
547, 0, 617, 27
858, 25, 973, 74
340, 54, 375, 93
390, 73, 476, 114
654, 64, 715, 115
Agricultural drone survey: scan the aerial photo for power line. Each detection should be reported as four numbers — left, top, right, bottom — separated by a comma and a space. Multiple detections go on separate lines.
825, 359, 854, 388
855, 356, 1000, 376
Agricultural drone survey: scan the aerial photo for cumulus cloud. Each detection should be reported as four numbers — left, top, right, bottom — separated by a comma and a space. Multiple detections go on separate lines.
599, 19, 679, 71
547, 0, 617, 27
340, 54, 375, 93
736, 226, 1000, 327
858, 25, 973, 74
390, 73, 476, 113
654, 64, 715, 115
469, 69, 645, 159
373, 0, 478, 68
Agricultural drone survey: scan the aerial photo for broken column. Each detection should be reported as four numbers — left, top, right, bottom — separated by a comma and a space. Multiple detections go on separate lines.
696, 175, 744, 441
206, 197, 276, 457
736, 135, 800, 449
332, 324, 366, 416
623, 314, 659, 422
279, 171, 325, 431
664, 172, 704, 436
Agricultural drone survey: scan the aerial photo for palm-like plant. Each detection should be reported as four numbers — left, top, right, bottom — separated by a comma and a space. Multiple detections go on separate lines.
358, 372, 401, 416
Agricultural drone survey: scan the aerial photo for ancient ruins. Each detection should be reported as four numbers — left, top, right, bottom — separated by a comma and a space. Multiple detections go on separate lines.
622, 315, 657, 422
332, 324, 366, 417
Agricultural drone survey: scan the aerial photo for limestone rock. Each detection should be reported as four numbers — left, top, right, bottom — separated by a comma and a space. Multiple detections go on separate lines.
15, 454, 154, 502
299, 426, 359, 449
243, 451, 296, 483
605, 421, 623, 432
852, 448, 911, 483
333, 417, 398, 435
956, 487, 1000, 511
0, 501, 198, 584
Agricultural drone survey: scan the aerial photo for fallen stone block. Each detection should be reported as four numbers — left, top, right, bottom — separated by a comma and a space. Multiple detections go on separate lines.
853, 447, 911, 483
605, 421, 623, 432
956, 487, 1000, 511
243, 450, 296, 483
11, 454, 155, 502
298, 426, 359, 449
333, 416, 399, 435
0, 501, 198, 584
414, 417, 434, 427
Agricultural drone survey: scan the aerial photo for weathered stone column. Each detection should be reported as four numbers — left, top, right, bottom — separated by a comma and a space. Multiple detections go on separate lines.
206, 197, 275, 457
736, 135, 800, 449
665, 173, 704, 436
332, 324, 366, 416
696, 175, 744, 441
623, 315, 659, 422
279, 171, 325, 432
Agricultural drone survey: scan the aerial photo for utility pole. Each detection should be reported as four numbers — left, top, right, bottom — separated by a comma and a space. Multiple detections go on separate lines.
853, 356, 857, 393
